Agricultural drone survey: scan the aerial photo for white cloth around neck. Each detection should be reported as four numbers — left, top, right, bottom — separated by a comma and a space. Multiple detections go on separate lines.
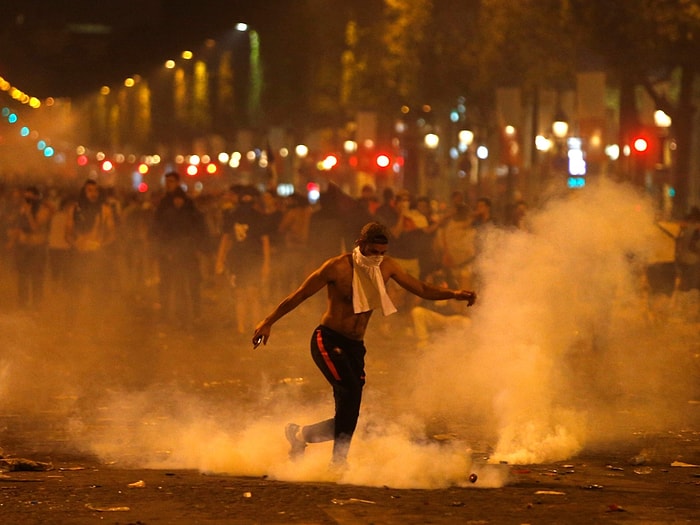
352, 246, 397, 316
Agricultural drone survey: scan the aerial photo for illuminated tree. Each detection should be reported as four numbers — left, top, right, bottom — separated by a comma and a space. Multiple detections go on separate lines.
475, 0, 577, 92
174, 68, 188, 125
109, 103, 120, 149
340, 20, 361, 110
192, 60, 211, 130
134, 82, 151, 147
381, 0, 433, 106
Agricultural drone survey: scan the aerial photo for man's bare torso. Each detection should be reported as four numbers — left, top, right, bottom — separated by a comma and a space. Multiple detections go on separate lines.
319, 253, 374, 340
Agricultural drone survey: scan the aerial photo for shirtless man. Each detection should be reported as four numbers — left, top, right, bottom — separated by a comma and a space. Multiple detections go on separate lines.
252, 221, 476, 466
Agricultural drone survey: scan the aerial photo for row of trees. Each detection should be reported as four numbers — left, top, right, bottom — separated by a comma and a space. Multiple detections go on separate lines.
260, 0, 699, 215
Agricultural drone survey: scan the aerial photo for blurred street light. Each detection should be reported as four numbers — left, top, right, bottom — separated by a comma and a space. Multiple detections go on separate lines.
552, 110, 569, 139
343, 140, 357, 154
654, 110, 672, 129
424, 133, 439, 149
295, 144, 308, 158
458, 129, 474, 147
535, 134, 553, 152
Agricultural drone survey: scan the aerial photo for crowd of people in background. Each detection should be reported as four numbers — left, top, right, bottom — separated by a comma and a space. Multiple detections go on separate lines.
1, 174, 698, 341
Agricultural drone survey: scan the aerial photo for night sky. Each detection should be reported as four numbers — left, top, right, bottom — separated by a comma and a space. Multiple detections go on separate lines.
0, 0, 291, 98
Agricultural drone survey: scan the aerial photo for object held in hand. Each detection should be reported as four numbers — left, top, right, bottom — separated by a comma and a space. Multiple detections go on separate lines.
253, 335, 263, 349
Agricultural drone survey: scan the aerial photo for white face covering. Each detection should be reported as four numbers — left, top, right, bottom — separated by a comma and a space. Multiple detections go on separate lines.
364, 254, 384, 266
352, 246, 396, 316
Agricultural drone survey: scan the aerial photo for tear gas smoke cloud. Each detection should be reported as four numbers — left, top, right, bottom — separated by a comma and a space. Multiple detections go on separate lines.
406, 178, 698, 465
0, 178, 696, 490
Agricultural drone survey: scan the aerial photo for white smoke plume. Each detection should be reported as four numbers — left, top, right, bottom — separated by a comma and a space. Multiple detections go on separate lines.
405, 178, 698, 466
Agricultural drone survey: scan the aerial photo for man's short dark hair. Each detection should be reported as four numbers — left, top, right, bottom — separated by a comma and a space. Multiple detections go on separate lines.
165, 171, 180, 181
356, 221, 389, 245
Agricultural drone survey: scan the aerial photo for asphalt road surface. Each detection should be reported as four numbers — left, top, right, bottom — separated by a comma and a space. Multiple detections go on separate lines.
0, 437, 699, 524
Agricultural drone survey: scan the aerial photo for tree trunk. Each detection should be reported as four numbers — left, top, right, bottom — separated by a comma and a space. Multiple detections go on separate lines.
672, 63, 695, 218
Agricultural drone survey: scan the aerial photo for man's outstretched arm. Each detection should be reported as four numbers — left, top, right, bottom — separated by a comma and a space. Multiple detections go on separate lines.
386, 257, 476, 305
252, 261, 331, 346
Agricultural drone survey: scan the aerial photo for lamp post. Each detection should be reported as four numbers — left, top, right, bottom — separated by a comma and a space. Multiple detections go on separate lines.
551, 110, 569, 178
420, 132, 439, 196
455, 128, 474, 193
502, 125, 520, 210
654, 109, 672, 168
476, 144, 488, 195
535, 133, 553, 192
293, 143, 309, 190
654, 109, 672, 213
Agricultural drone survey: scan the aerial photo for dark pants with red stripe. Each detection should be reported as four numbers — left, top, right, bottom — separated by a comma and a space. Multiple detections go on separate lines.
302, 325, 366, 463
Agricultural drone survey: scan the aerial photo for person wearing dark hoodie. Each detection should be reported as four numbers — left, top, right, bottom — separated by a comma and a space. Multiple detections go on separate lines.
152, 185, 207, 325
215, 185, 270, 334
